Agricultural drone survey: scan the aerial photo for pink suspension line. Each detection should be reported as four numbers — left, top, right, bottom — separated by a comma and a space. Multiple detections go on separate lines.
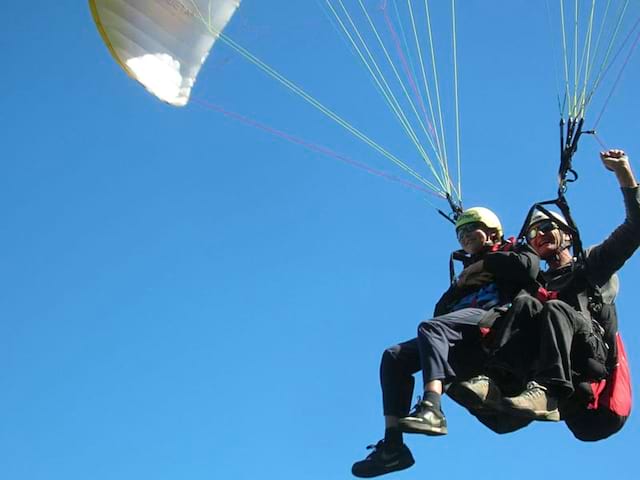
379, 0, 439, 146
192, 97, 443, 198
592, 16, 640, 129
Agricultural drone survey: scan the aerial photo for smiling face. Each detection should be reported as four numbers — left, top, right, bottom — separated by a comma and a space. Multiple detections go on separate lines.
457, 222, 491, 255
527, 220, 568, 260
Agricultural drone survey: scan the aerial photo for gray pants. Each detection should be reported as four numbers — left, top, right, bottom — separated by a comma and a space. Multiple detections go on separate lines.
380, 308, 487, 417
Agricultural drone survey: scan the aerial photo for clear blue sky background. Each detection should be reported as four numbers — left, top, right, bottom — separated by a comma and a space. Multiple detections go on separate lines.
1, 2, 639, 479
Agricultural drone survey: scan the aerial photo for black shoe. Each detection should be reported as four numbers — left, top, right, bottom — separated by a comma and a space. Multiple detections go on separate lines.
352, 440, 415, 478
398, 400, 448, 436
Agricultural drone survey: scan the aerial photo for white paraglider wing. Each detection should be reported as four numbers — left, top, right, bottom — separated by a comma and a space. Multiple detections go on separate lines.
90, 0, 240, 106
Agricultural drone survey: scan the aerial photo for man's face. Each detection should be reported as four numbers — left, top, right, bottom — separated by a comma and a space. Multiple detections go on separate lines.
457, 222, 489, 255
527, 220, 565, 258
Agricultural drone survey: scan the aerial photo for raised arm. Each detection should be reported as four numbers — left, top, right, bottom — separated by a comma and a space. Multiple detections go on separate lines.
600, 149, 638, 188
585, 149, 640, 285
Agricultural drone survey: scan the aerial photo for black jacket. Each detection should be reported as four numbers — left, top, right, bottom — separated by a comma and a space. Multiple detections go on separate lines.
542, 186, 640, 366
433, 242, 540, 317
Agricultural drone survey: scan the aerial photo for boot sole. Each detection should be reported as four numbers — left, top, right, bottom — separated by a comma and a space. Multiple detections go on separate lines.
536, 409, 560, 422
352, 459, 415, 478
397, 420, 448, 436
501, 403, 560, 422
450, 384, 503, 415
449, 386, 484, 410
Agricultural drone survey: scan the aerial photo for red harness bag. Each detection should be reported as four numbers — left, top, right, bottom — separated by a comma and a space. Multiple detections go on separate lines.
564, 333, 632, 441
590, 333, 632, 416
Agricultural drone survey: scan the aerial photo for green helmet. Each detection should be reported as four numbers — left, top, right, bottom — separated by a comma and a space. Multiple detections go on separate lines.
455, 207, 503, 238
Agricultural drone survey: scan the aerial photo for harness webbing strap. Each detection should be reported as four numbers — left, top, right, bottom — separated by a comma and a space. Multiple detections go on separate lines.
517, 116, 588, 260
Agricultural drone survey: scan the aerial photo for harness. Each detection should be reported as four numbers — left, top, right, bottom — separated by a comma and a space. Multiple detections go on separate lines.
517, 116, 599, 306
517, 120, 612, 372
517, 118, 594, 261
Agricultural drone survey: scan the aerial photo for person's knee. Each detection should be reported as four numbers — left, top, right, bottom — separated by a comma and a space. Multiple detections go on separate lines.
513, 293, 541, 308
380, 345, 415, 381
541, 300, 573, 321
543, 300, 588, 330
544, 299, 574, 312
382, 345, 401, 364
380, 348, 397, 380
417, 319, 441, 337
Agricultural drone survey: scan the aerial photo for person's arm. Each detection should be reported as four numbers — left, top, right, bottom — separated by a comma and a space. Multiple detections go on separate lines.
601, 149, 638, 188
483, 246, 540, 285
584, 149, 640, 285
455, 260, 492, 287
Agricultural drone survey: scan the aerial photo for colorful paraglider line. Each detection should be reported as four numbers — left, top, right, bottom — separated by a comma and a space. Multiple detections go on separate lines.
591, 15, 640, 130
192, 97, 444, 199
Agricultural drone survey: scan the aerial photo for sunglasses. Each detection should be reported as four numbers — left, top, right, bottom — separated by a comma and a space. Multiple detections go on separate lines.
527, 220, 559, 240
456, 222, 483, 241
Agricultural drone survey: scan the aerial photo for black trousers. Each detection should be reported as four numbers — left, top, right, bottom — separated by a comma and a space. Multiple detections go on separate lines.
488, 295, 607, 398
380, 308, 487, 417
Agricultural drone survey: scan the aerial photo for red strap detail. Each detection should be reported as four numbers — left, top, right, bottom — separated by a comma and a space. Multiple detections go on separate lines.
479, 327, 491, 338
536, 286, 559, 302
490, 237, 516, 252
588, 379, 608, 410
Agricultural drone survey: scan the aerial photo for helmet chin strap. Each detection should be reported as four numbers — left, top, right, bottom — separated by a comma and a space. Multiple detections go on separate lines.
544, 231, 574, 267
554, 229, 573, 251
483, 231, 501, 248
545, 250, 564, 265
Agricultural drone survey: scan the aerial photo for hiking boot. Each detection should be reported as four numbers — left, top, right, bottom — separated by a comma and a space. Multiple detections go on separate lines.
501, 381, 560, 421
450, 375, 503, 413
351, 440, 415, 478
397, 400, 448, 436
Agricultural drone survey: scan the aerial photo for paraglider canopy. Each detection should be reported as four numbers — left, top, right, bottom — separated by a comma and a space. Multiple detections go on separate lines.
90, 0, 240, 106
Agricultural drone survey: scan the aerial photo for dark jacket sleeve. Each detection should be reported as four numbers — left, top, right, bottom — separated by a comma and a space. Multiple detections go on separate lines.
584, 186, 640, 286
483, 245, 540, 286
433, 245, 540, 316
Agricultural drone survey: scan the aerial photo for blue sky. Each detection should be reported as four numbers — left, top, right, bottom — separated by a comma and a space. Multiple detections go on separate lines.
1, 1, 639, 479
